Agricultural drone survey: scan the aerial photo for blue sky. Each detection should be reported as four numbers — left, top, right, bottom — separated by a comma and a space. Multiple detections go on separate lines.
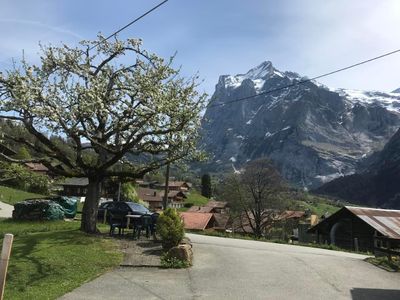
1, 0, 400, 96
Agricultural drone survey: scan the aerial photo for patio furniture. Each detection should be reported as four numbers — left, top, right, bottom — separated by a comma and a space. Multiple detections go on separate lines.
133, 214, 153, 239
150, 213, 159, 237
126, 214, 141, 229
108, 212, 128, 236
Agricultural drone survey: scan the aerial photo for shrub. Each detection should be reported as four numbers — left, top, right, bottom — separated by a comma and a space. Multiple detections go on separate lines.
0, 163, 51, 194
184, 202, 194, 208
156, 208, 185, 250
160, 253, 189, 269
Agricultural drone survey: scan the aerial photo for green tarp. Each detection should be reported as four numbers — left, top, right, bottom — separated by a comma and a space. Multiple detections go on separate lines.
13, 199, 65, 220
12, 196, 78, 221
51, 196, 78, 218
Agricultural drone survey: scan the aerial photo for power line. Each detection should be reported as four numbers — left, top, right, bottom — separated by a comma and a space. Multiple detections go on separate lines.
207, 48, 400, 108
89, 0, 169, 51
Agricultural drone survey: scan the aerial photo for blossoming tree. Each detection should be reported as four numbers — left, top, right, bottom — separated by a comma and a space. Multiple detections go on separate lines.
0, 36, 206, 233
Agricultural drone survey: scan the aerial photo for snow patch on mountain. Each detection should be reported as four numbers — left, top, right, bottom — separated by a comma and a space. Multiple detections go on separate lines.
223, 61, 284, 91
336, 88, 400, 113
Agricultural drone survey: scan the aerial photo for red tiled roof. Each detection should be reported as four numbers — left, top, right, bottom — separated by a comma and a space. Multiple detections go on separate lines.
180, 212, 213, 230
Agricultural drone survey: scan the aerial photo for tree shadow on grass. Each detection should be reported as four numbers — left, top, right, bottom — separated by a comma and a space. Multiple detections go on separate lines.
7, 230, 98, 292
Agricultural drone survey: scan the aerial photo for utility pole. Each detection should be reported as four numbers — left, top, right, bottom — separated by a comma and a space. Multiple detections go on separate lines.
163, 163, 170, 210
117, 180, 121, 201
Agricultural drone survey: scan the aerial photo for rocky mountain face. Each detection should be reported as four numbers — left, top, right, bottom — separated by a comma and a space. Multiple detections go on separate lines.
200, 61, 400, 188
315, 128, 400, 208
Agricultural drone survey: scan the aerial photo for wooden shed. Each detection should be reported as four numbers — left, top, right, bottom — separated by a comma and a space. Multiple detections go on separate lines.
308, 206, 400, 253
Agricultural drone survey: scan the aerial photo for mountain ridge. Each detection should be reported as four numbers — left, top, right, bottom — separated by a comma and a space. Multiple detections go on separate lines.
315, 128, 400, 208
200, 61, 400, 188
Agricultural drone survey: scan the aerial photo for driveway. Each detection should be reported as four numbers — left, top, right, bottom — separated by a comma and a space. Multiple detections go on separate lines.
0, 200, 13, 218
60, 234, 400, 300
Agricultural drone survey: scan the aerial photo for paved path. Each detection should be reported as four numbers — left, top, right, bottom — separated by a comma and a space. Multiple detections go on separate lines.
0, 200, 13, 218
60, 234, 400, 300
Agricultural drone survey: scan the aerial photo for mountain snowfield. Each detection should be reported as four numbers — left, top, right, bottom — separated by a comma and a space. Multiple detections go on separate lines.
201, 61, 400, 188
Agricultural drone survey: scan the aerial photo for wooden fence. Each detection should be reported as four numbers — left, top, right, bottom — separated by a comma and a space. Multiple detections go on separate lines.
374, 234, 400, 261
0, 234, 13, 300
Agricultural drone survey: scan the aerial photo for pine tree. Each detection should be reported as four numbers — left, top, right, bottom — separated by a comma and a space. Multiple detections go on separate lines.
201, 174, 212, 198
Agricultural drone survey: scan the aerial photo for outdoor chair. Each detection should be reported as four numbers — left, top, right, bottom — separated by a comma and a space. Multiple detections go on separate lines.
108, 212, 128, 236
150, 213, 159, 237
133, 214, 153, 240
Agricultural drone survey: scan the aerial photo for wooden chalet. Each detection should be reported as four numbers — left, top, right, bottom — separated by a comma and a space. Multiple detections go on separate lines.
137, 188, 163, 210
25, 163, 49, 175
137, 187, 187, 210
155, 181, 192, 192
58, 177, 116, 198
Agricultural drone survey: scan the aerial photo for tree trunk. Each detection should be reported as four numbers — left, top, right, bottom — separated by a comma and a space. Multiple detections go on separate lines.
254, 221, 262, 239
80, 176, 102, 233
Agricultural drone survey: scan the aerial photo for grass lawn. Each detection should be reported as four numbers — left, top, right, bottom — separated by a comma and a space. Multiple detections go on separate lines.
185, 191, 209, 206
0, 185, 44, 205
295, 200, 340, 216
365, 256, 400, 272
1, 219, 122, 300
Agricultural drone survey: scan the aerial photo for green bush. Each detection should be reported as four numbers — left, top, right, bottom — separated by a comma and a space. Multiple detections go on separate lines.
156, 208, 185, 250
0, 163, 51, 194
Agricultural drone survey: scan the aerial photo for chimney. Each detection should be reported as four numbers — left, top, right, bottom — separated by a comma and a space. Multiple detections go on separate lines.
153, 191, 157, 196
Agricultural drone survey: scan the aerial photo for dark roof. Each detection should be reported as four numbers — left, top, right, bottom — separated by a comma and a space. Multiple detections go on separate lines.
187, 206, 214, 213
59, 177, 89, 187
161, 190, 187, 199
137, 188, 162, 203
137, 188, 187, 203
213, 213, 230, 229
205, 201, 228, 209
309, 206, 400, 240
158, 181, 192, 188
0, 144, 16, 156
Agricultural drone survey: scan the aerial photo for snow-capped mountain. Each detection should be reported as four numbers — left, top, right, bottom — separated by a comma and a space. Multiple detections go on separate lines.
200, 61, 400, 188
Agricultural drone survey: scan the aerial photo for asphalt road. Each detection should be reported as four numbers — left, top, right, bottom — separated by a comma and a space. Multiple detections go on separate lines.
60, 233, 400, 300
